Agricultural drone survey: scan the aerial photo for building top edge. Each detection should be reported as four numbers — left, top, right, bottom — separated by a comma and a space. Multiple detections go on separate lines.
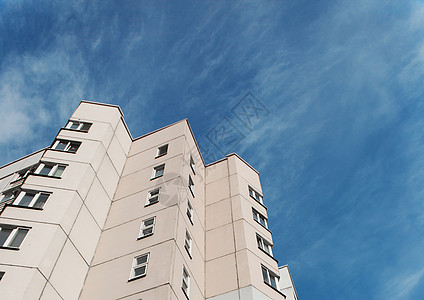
0, 147, 48, 171
79, 100, 125, 116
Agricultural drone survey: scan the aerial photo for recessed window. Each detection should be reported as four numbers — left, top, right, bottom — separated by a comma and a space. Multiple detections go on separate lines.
249, 186, 263, 204
130, 253, 149, 280
182, 266, 190, 298
186, 199, 194, 224
65, 120, 92, 132
190, 155, 196, 174
262, 265, 279, 290
184, 230, 192, 257
252, 208, 268, 229
156, 144, 168, 158
152, 164, 165, 179
139, 217, 155, 239
0, 225, 29, 249
188, 175, 194, 197
34, 163, 66, 178
256, 234, 273, 256
13, 191, 50, 209
145, 188, 160, 206
52, 139, 81, 153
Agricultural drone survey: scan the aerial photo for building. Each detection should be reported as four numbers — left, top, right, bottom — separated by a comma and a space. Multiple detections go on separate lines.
0, 101, 298, 300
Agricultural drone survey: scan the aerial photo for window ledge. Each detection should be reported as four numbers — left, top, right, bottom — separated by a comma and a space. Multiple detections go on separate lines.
150, 175, 163, 181
181, 287, 190, 300
187, 216, 194, 226
128, 274, 146, 282
48, 149, 77, 154
144, 201, 159, 208
189, 188, 195, 198
185, 246, 193, 259
6, 204, 44, 211
264, 281, 286, 298
30, 174, 62, 179
258, 247, 279, 264
61, 127, 89, 133
155, 153, 167, 159
250, 195, 268, 210
137, 233, 153, 240
254, 219, 272, 233
0, 246, 20, 251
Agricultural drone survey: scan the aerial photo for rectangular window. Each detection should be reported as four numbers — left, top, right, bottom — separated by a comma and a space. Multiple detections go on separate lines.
145, 188, 160, 206
186, 199, 194, 224
52, 140, 81, 153
184, 230, 192, 257
34, 163, 66, 178
13, 191, 50, 209
252, 208, 268, 229
130, 253, 149, 280
182, 266, 190, 298
262, 265, 279, 290
65, 120, 92, 132
257, 234, 273, 256
139, 217, 155, 238
190, 155, 196, 174
152, 164, 165, 179
188, 175, 194, 197
156, 144, 168, 158
249, 186, 263, 204
0, 225, 29, 249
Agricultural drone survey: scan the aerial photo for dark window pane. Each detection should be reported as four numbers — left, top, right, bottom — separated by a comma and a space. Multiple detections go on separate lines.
80, 123, 91, 132
134, 266, 146, 277
9, 228, 28, 248
33, 194, 49, 209
0, 228, 12, 246
20, 193, 35, 206
136, 255, 148, 265
39, 165, 53, 176
55, 141, 67, 151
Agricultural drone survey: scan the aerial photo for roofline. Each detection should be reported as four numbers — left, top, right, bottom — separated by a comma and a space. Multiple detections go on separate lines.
79, 100, 125, 117
278, 265, 299, 300
205, 152, 260, 175
0, 147, 48, 171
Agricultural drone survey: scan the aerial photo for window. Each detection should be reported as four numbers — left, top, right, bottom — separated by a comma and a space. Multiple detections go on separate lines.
65, 120, 92, 132
156, 144, 168, 158
252, 208, 268, 229
52, 140, 81, 153
0, 271, 4, 281
152, 164, 165, 179
262, 265, 279, 290
186, 199, 194, 224
145, 188, 160, 206
184, 230, 192, 257
34, 163, 66, 178
139, 217, 155, 239
13, 191, 50, 209
249, 186, 263, 204
182, 266, 190, 298
0, 225, 29, 249
190, 155, 196, 174
257, 234, 273, 256
130, 253, 149, 280
188, 175, 194, 197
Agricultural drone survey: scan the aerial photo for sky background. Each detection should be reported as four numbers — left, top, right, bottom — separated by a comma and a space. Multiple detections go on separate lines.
1, 0, 424, 299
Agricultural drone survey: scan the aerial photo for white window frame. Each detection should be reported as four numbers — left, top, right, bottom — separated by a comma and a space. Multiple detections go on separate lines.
256, 234, 273, 256
249, 186, 263, 204
145, 188, 160, 206
0, 226, 29, 249
34, 163, 66, 178
52, 140, 81, 153
190, 155, 196, 174
156, 144, 168, 158
129, 253, 149, 280
138, 217, 155, 238
182, 266, 190, 298
65, 120, 92, 132
188, 175, 194, 197
186, 199, 194, 224
152, 164, 165, 179
261, 265, 279, 290
12, 191, 50, 209
252, 208, 268, 229
184, 230, 192, 257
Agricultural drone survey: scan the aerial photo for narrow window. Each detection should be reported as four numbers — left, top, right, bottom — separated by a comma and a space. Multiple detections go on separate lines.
184, 230, 192, 257
248, 186, 263, 204
12, 191, 50, 209
252, 208, 268, 229
139, 217, 155, 238
152, 164, 165, 179
182, 266, 190, 298
52, 140, 81, 153
35, 163, 66, 178
261, 265, 279, 290
0, 225, 29, 249
186, 199, 194, 224
146, 188, 160, 206
256, 234, 273, 256
130, 253, 149, 280
188, 175, 194, 197
190, 155, 196, 174
156, 144, 168, 158
66, 120, 92, 132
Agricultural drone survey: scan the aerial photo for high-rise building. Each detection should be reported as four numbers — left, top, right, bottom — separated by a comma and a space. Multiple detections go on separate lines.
0, 101, 298, 300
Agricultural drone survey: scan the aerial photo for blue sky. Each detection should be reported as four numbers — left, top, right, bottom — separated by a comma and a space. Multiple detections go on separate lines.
1, 0, 424, 298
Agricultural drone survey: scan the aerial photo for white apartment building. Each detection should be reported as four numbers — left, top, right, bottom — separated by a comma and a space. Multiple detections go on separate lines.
0, 101, 298, 300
